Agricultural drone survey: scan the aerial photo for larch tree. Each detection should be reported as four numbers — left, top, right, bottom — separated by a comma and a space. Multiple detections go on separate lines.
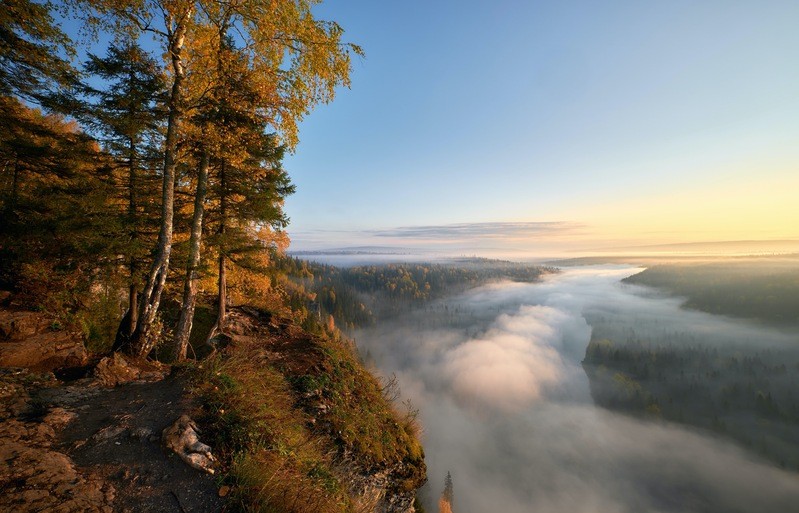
174, 34, 295, 357
171, 13, 237, 360
0, 2, 121, 327
169, 0, 357, 359
0, 97, 118, 311
0, 0, 75, 101
201, 111, 294, 350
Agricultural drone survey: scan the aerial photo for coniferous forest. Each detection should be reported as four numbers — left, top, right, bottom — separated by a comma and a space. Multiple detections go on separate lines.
0, 3, 430, 512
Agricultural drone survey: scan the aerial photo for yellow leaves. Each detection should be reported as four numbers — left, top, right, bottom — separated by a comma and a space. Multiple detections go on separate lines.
222, 0, 358, 149
260, 225, 290, 252
187, 31, 342, 147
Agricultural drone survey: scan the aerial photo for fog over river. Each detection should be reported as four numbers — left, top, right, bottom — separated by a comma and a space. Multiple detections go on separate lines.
352, 266, 799, 513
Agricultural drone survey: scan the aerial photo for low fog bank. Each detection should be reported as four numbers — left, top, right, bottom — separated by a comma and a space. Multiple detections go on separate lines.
353, 266, 799, 512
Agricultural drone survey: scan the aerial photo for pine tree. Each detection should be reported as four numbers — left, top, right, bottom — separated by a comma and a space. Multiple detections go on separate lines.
443, 471, 454, 505
0, 97, 118, 313
0, 0, 75, 100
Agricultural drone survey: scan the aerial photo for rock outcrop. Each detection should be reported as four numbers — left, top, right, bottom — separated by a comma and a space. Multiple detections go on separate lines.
0, 367, 226, 513
0, 309, 87, 371
93, 353, 169, 387
216, 307, 427, 513
0, 371, 114, 513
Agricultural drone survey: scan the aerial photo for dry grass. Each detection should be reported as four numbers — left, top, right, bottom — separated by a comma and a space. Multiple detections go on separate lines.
195, 349, 350, 513
295, 340, 425, 475
192, 311, 426, 512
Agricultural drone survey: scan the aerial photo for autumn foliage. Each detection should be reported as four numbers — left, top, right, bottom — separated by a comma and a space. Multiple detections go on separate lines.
0, 0, 360, 358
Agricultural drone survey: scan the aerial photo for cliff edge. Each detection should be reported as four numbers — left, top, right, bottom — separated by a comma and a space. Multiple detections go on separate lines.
195, 305, 426, 512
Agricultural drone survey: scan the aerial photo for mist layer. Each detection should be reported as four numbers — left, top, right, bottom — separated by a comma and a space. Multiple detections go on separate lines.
353, 266, 799, 513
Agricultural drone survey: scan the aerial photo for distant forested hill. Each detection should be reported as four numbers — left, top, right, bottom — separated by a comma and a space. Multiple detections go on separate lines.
276, 257, 555, 331
583, 331, 799, 471
624, 259, 799, 325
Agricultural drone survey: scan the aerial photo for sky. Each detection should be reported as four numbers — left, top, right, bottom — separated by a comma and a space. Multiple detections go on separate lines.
283, 0, 799, 255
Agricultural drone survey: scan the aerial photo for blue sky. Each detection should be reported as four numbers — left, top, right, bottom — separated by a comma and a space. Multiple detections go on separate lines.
55, 1, 799, 255
282, 1, 799, 254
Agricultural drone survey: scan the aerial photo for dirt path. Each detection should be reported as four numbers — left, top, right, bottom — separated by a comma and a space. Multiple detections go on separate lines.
59, 374, 225, 513
1, 370, 226, 512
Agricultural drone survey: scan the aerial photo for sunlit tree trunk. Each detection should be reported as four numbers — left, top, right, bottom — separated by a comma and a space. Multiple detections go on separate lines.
127, 9, 191, 357
127, 135, 138, 336
174, 146, 210, 360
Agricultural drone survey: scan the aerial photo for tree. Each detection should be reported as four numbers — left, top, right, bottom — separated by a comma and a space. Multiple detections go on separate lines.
438, 471, 454, 513
438, 472, 455, 513
171, 19, 238, 359
443, 471, 453, 504
174, 31, 296, 358
0, 97, 119, 316
78, 42, 166, 345
70, 0, 195, 356
0, 0, 75, 100
202, 118, 294, 348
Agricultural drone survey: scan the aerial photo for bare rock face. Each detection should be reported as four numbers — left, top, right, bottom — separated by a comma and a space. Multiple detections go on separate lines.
345, 463, 419, 513
162, 415, 216, 474
0, 309, 87, 372
0, 376, 114, 513
93, 353, 169, 387
0, 310, 50, 339
0, 432, 115, 513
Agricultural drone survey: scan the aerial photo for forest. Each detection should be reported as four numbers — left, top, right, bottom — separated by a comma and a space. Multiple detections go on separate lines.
582, 258, 799, 473
623, 258, 799, 326
275, 257, 555, 332
0, 3, 433, 512
583, 330, 799, 470
1, 0, 362, 359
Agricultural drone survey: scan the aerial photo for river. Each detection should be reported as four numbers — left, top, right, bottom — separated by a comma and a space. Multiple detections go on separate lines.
353, 265, 799, 513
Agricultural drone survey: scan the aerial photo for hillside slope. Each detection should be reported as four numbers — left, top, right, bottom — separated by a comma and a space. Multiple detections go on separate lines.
0, 305, 426, 512
623, 259, 799, 326
196, 306, 426, 513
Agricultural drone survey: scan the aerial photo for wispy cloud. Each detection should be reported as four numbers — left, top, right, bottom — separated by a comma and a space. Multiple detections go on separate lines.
288, 221, 593, 257
368, 221, 585, 240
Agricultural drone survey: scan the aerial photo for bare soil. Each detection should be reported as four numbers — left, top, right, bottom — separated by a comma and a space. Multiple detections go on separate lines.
1, 368, 226, 512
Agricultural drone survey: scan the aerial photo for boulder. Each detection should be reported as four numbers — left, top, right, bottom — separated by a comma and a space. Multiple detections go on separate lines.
0, 310, 52, 340
162, 415, 216, 474
0, 309, 87, 372
93, 353, 168, 387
